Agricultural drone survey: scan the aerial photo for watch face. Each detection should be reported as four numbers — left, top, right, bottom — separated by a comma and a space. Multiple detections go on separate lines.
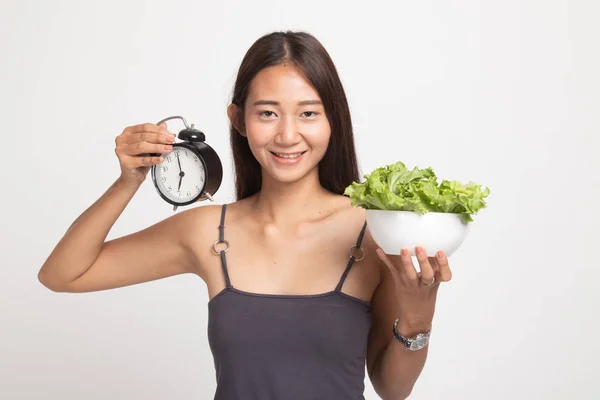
154, 146, 206, 204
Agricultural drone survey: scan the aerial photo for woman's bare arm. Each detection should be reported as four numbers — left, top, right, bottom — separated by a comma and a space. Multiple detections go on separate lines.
38, 121, 206, 293
38, 177, 204, 293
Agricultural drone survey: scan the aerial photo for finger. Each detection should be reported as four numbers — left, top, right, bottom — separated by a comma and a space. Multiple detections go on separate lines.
376, 248, 418, 283
129, 154, 164, 167
126, 122, 165, 135
116, 137, 157, 159
399, 248, 419, 281
125, 140, 173, 157
415, 246, 435, 284
428, 256, 440, 277
435, 251, 452, 282
125, 131, 175, 145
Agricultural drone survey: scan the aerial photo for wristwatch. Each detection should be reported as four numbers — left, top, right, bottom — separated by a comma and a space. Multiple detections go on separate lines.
392, 319, 431, 351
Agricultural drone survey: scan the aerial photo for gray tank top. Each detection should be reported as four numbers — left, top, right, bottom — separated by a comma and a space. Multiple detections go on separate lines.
207, 204, 372, 400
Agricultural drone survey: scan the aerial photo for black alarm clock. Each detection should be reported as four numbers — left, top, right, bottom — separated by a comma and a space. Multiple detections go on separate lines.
151, 115, 223, 211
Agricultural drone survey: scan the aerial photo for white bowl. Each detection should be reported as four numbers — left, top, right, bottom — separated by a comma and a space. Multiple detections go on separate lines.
366, 209, 470, 257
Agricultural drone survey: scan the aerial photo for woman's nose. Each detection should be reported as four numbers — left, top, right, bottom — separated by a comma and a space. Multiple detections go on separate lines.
275, 116, 301, 145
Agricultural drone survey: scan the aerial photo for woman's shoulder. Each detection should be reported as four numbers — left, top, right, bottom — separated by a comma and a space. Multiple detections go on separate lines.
310, 194, 370, 248
328, 194, 367, 229
170, 202, 225, 242
334, 194, 366, 219
332, 197, 383, 269
329, 196, 384, 292
180, 197, 257, 238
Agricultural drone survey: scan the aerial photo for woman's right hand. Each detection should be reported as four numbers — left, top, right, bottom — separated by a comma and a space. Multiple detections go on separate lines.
115, 122, 176, 186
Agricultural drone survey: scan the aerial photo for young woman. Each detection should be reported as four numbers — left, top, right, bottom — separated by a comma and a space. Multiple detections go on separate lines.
39, 31, 452, 399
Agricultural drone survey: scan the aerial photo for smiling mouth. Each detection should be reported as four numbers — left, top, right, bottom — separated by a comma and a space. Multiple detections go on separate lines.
270, 151, 307, 159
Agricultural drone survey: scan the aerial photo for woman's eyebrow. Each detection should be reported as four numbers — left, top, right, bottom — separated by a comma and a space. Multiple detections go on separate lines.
252, 100, 322, 106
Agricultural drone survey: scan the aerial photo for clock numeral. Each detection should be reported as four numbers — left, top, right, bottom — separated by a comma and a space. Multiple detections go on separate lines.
160, 176, 167, 183
187, 191, 191, 197
167, 185, 172, 192
165, 154, 172, 164
162, 165, 169, 173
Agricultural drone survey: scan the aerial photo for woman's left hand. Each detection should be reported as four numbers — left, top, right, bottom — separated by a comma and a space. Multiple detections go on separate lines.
376, 246, 452, 334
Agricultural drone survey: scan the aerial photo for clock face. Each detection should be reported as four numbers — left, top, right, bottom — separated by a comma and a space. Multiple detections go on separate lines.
154, 146, 206, 204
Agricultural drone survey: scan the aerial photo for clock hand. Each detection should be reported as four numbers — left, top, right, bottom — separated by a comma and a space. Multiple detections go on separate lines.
176, 152, 184, 192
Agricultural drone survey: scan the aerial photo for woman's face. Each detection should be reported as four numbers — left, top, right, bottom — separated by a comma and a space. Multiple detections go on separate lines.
240, 63, 331, 185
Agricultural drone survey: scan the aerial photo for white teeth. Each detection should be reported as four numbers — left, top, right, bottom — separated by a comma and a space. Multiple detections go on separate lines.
274, 152, 303, 159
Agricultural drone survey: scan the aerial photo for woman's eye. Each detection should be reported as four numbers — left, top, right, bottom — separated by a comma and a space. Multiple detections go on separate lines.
302, 111, 317, 118
260, 111, 276, 118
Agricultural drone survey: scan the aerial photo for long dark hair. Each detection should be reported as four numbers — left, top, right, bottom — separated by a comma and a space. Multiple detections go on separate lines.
229, 31, 359, 200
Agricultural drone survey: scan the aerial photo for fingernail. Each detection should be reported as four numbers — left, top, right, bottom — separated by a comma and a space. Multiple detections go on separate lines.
401, 248, 409, 256
166, 135, 174, 143
437, 251, 445, 259
164, 145, 172, 150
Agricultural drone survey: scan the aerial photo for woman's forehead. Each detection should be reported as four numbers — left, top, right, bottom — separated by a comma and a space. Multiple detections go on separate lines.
248, 64, 321, 105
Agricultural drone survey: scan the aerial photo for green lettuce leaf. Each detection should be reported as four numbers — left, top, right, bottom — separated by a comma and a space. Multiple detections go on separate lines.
344, 161, 490, 222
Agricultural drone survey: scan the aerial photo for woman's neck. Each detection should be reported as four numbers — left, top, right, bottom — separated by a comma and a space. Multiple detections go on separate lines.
250, 170, 335, 225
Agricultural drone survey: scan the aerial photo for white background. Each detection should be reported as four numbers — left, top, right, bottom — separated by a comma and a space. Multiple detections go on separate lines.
1, 0, 598, 399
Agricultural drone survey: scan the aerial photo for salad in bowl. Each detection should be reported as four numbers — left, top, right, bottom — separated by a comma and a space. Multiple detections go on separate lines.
344, 161, 490, 256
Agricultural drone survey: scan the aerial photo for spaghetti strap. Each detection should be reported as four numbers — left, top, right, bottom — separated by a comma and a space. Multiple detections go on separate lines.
215, 204, 232, 289
335, 220, 367, 292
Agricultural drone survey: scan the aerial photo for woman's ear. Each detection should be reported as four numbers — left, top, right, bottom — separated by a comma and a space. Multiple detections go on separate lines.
227, 103, 246, 137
